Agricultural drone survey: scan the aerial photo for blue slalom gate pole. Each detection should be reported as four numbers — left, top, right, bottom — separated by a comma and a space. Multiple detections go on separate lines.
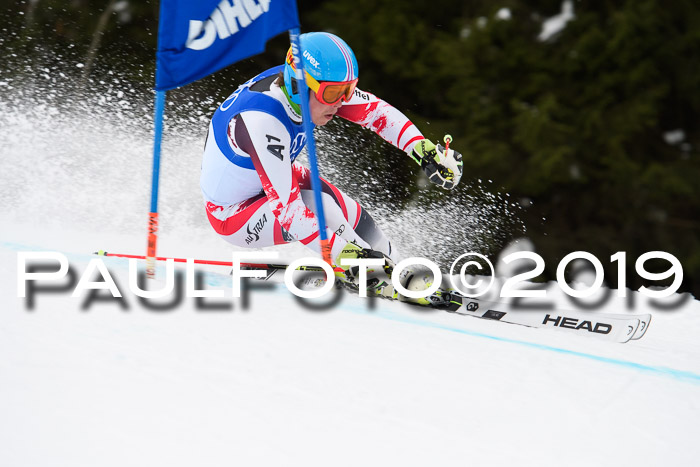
288, 29, 333, 266
146, 89, 166, 278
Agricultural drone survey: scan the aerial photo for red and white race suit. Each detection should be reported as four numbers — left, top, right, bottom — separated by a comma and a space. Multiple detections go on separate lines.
200, 68, 424, 262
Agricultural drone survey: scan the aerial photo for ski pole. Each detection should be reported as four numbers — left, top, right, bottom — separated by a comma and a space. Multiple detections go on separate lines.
94, 250, 327, 272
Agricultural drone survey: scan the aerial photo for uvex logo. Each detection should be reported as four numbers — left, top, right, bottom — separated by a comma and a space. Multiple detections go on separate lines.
187, 0, 271, 51
303, 50, 320, 69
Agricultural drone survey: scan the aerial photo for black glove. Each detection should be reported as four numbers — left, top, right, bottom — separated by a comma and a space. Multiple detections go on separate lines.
411, 137, 464, 190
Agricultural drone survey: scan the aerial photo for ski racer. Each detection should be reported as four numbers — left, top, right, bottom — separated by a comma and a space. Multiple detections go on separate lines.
200, 32, 463, 302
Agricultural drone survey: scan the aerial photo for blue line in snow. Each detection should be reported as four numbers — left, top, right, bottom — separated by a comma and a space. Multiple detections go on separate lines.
362, 307, 700, 384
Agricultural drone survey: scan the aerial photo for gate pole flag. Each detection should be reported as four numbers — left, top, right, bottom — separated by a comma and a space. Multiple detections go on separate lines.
156, 0, 299, 91
148, 0, 306, 277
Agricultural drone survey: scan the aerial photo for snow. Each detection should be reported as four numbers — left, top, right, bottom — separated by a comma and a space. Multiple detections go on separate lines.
1, 64, 700, 467
2, 225, 700, 466
539, 0, 575, 42
664, 129, 686, 145
496, 8, 512, 21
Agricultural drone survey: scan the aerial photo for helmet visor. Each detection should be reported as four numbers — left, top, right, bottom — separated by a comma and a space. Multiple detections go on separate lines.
304, 71, 358, 106
318, 79, 358, 105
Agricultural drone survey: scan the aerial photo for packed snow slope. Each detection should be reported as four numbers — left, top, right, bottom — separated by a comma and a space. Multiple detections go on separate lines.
1, 74, 699, 467
2, 225, 700, 467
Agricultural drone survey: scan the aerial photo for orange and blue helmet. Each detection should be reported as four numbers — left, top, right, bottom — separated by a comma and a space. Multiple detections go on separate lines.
283, 32, 359, 106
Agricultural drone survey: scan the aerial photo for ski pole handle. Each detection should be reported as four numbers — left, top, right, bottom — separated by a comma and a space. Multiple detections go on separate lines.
444, 134, 453, 152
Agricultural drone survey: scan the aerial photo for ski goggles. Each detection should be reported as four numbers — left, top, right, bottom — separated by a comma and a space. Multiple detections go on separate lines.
305, 72, 358, 106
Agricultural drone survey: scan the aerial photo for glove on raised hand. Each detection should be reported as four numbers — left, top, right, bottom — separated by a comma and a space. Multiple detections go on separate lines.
411, 138, 463, 190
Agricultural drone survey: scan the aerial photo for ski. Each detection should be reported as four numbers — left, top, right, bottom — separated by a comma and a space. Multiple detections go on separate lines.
601, 312, 651, 340
104, 251, 650, 343
450, 297, 650, 343
296, 273, 649, 343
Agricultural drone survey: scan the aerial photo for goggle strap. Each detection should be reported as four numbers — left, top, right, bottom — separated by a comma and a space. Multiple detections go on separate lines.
289, 71, 321, 95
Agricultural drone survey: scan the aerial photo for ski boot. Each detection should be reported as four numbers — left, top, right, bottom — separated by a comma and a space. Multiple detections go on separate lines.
333, 243, 394, 296
392, 265, 464, 311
